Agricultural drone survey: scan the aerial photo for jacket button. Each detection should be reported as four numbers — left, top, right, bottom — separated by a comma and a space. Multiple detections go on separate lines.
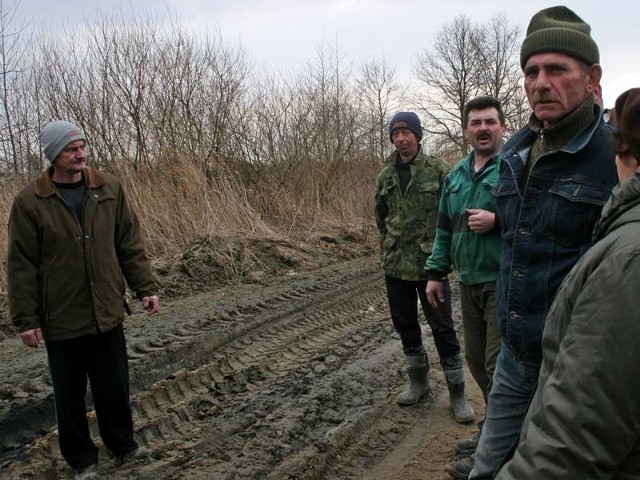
512, 269, 523, 278
509, 311, 520, 319
85, 235, 90, 239
518, 227, 530, 235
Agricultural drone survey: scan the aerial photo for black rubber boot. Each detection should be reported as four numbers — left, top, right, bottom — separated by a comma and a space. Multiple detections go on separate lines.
397, 354, 429, 406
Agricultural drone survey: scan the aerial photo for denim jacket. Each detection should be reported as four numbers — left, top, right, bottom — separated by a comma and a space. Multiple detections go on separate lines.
493, 111, 617, 361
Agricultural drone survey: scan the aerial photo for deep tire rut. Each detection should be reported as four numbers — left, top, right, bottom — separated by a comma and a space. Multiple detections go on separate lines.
0, 256, 465, 480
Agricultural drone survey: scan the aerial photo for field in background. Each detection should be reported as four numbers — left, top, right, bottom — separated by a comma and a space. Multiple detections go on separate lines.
0, 156, 380, 326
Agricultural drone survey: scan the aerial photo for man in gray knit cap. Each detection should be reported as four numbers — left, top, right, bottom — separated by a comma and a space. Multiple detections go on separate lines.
452, 6, 618, 480
7, 120, 160, 479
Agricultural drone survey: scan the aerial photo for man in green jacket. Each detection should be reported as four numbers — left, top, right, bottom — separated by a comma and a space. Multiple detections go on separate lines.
375, 111, 474, 423
426, 96, 505, 478
8, 120, 160, 480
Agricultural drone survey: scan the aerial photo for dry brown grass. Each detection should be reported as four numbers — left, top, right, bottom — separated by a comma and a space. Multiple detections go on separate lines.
0, 177, 29, 293
0, 157, 379, 293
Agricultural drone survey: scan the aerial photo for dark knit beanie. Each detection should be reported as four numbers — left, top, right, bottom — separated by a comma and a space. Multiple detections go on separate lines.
389, 112, 423, 142
520, 6, 599, 69
613, 88, 640, 159
41, 120, 85, 163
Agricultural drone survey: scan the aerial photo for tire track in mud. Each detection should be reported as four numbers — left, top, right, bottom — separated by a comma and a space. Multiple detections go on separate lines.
130, 289, 392, 479
5, 256, 437, 479
0, 258, 381, 465
2, 256, 471, 480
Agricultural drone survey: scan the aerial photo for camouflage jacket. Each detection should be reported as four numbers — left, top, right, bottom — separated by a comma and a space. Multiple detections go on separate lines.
374, 148, 448, 280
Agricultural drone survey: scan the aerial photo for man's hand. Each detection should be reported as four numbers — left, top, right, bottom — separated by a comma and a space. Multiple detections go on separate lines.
426, 280, 445, 308
467, 209, 495, 233
142, 295, 160, 315
19, 328, 43, 348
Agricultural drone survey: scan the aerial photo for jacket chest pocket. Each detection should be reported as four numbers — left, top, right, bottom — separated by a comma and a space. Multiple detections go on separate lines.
544, 182, 610, 247
87, 194, 117, 240
414, 180, 440, 203
380, 177, 400, 213
444, 181, 462, 198
476, 179, 497, 210
412, 181, 440, 228
492, 178, 520, 241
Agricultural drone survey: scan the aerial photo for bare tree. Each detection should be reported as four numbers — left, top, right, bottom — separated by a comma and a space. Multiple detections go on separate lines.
476, 14, 529, 134
413, 15, 484, 156
413, 14, 527, 158
0, 0, 30, 174
356, 56, 403, 162
32, 11, 249, 173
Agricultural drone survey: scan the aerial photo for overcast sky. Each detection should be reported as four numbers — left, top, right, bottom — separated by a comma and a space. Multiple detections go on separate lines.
20, 0, 639, 108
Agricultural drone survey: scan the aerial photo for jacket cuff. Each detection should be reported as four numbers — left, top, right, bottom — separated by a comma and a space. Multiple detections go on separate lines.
14, 316, 40, 333
493, 212, 502, 232
426, 270, 448, 281
136, 289, 158, 299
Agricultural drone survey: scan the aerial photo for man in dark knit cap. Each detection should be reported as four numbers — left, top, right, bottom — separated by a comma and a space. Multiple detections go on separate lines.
375, 112, 475, 424
463, 6, 618, 479
7, 120, 160, 479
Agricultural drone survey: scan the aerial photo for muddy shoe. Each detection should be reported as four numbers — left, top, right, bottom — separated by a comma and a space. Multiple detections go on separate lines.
454, 433, 479, 456
74, 463, 98, 480
447, 456, 474, 479
114, 446, 151, 466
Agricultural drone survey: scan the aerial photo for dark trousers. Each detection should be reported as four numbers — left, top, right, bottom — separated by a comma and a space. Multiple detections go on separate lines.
459, 282, 501, 403
384, 275, 460, 359
45, 324, 137, 470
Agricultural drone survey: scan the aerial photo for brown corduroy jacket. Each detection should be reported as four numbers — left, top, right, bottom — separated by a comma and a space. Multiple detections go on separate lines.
8, 167, 156, 341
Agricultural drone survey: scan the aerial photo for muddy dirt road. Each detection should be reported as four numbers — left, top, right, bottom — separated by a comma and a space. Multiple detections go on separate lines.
0, 256, 483, 479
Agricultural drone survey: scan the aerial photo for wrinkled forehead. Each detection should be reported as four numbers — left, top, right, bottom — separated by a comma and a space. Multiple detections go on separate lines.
523, 51, 582, 71
63, 139, 86, 149
466, 107, 501, 123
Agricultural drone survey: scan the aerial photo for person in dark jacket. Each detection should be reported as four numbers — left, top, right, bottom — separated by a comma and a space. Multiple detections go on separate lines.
7, 120, 160, 480
468, 6, 618, 479
426, 96, 505, 477
375, 111, 474, 423
495, 87, 640, 480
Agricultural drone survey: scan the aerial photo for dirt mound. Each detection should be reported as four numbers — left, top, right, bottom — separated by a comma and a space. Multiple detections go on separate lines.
0, 227, 376, 337
154, 229, 375, 299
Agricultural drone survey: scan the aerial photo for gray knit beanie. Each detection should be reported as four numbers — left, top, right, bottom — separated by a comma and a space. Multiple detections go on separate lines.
520, 6, 599, 69
41, 120, 86, 163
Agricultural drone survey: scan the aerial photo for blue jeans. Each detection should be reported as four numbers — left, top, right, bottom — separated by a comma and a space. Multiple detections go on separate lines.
469, 344, 540, 479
